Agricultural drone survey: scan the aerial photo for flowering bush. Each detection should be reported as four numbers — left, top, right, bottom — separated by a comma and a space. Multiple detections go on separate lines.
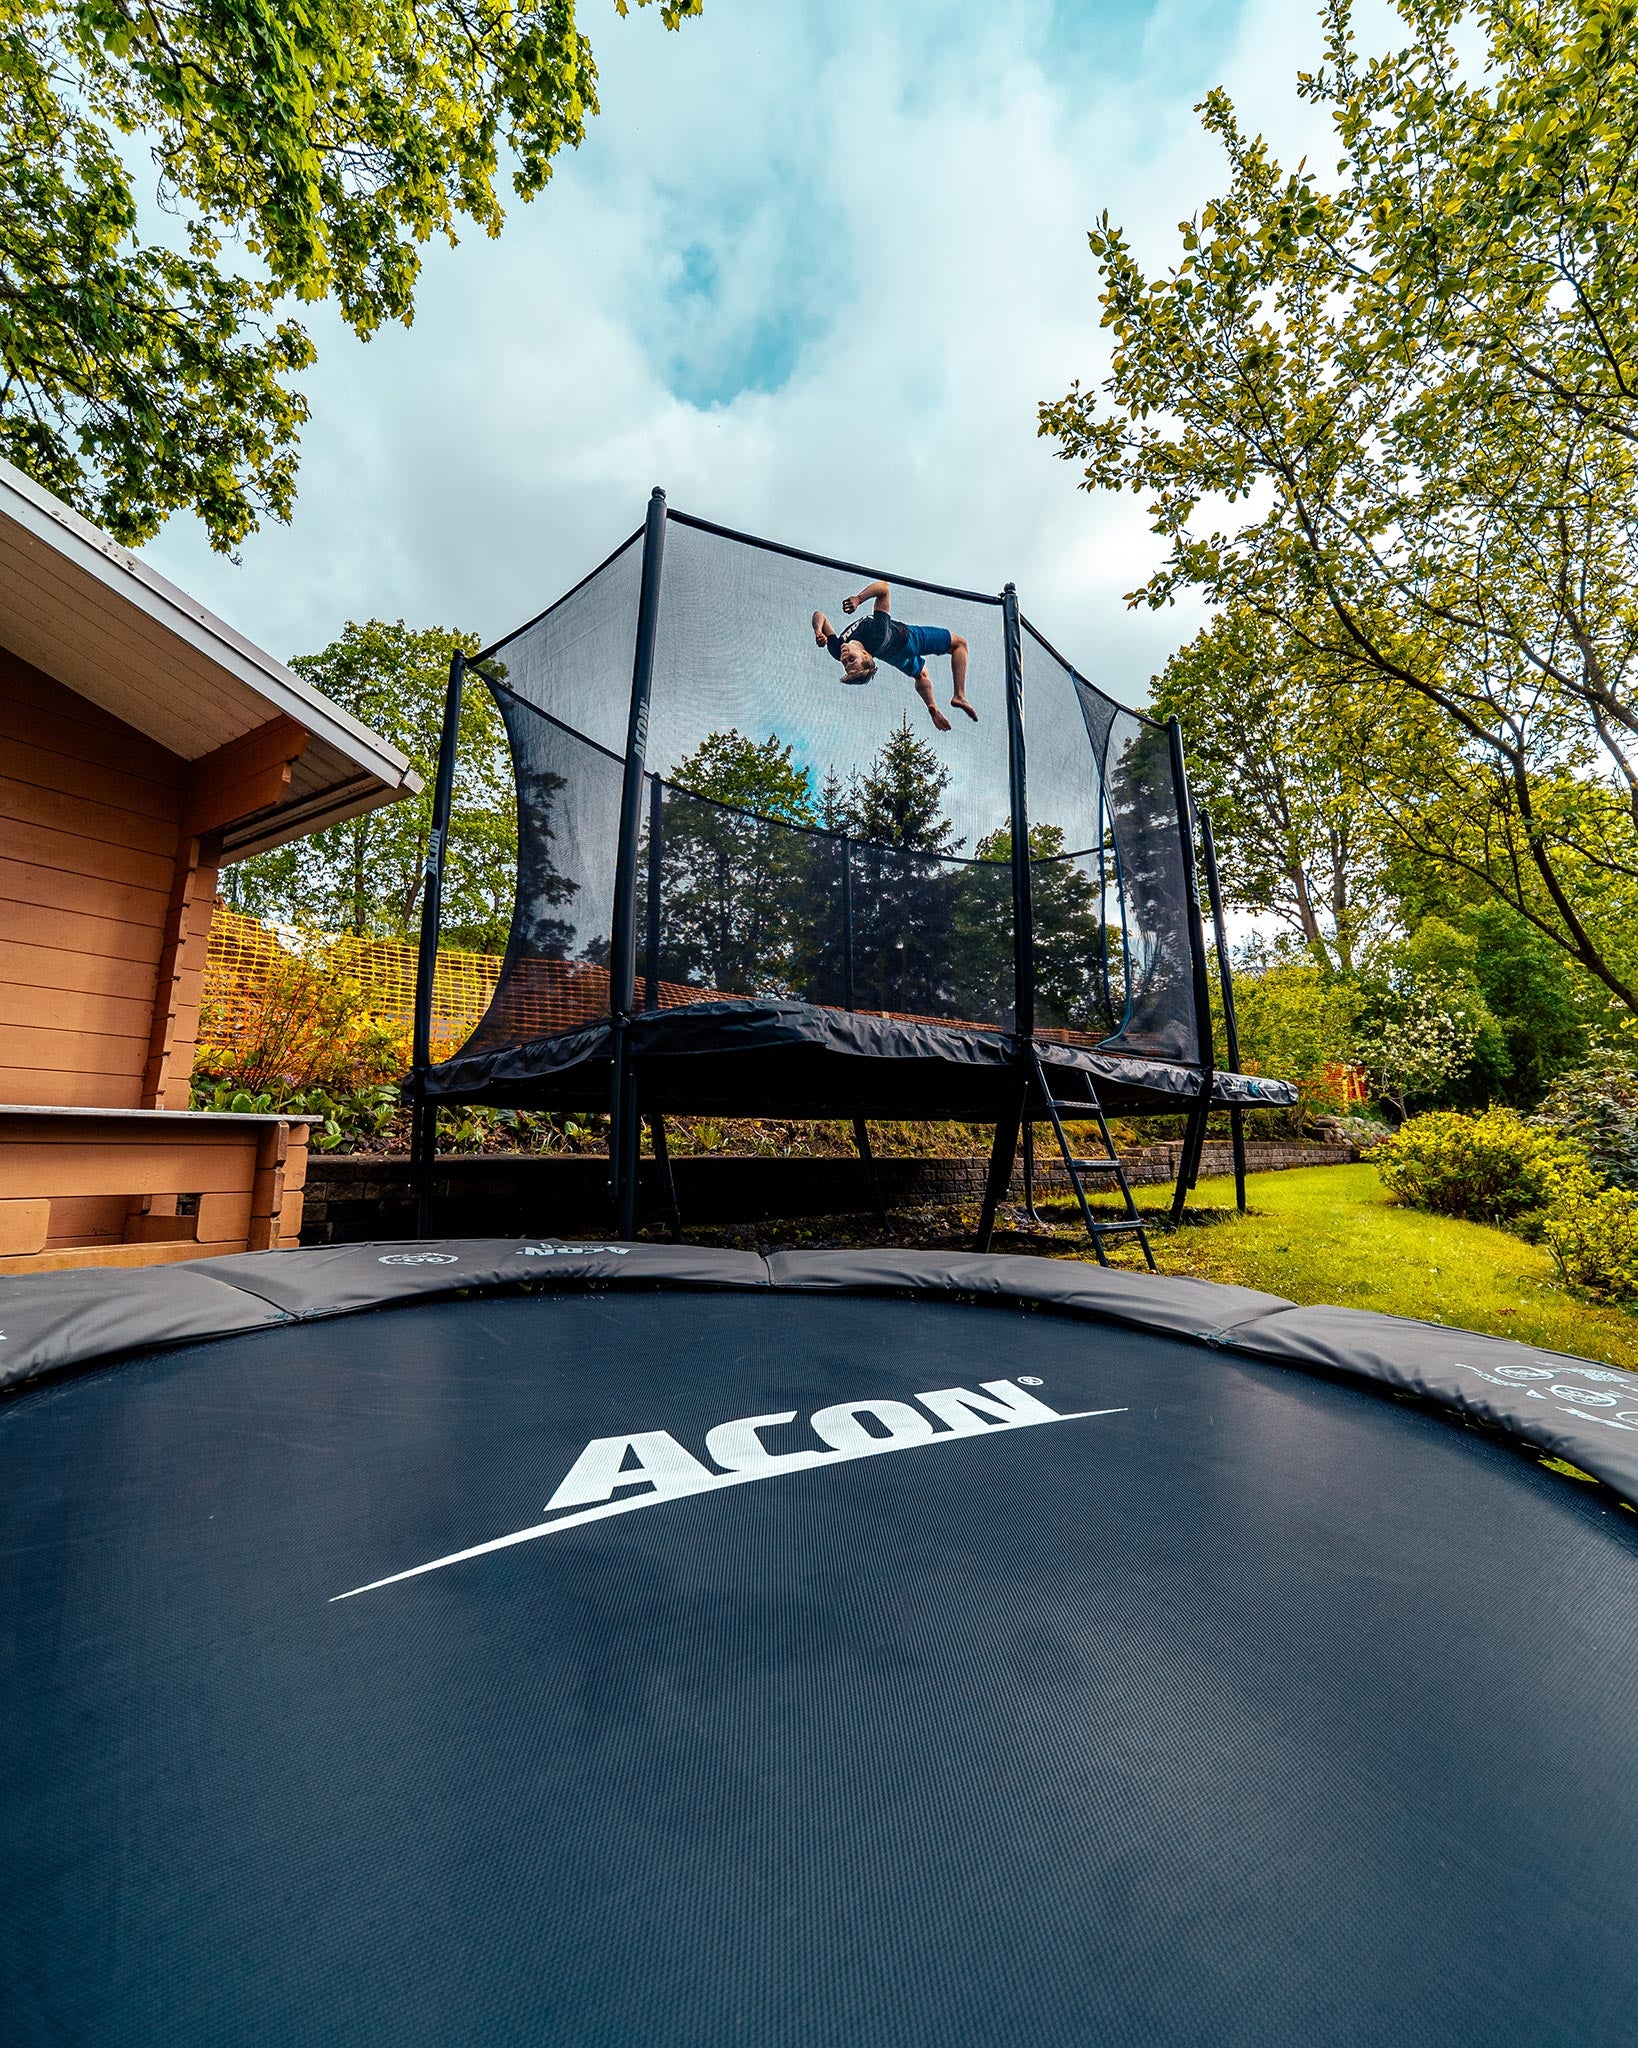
1350, 920, 1512, 1118
1354, 976, 1492, 1120
1375, 1107, 1590, 1223
1541, 1186, 1638, 1301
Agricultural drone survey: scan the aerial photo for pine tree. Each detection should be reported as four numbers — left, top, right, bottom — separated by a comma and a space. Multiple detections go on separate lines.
847, 720, 963, 1018
817, 766, 856, 836
951, 823, 1109, 1037
641, 731, 817, 999
849, 720, 960, 853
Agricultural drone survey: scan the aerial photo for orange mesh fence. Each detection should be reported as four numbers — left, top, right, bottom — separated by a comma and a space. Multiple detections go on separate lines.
203, 907, 502, 1063
204, 905, 1101, 1074
204, 909, 715, 1068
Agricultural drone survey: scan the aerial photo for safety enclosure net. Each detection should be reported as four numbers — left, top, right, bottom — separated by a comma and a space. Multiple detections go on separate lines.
439, 506, 1204, 1075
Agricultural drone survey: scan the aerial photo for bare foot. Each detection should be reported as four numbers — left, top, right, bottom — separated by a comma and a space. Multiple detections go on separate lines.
952, 695, 978, 722
927, 703, 952, 732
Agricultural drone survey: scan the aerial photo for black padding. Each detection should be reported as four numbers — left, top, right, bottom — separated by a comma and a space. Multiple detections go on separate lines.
0, 1261, 284, 1394
187, 1238, 769, 1317
423, 1002, 1298, 1117
766, 1246, 1292, 1338
2, 1291, 1634, 2047
5, 1245, 1637, 1505
1218, 1301, 1638, 1505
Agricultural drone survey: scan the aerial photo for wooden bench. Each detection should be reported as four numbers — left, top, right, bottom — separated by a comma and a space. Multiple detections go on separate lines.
0, 1106, 309, 1273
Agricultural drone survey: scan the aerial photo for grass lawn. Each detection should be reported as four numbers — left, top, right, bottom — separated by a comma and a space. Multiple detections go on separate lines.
674, 1160, 1638, 1371
1050, 1162, 1638, 1370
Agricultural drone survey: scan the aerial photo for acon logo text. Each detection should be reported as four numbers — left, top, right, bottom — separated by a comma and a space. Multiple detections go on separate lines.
332, 1378, 1123, 1601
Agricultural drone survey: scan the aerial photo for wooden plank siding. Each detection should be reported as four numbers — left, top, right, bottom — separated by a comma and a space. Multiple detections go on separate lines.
0, 1110, 309, 1267
0, 639, 345, 1268
0, 649, 226, 1109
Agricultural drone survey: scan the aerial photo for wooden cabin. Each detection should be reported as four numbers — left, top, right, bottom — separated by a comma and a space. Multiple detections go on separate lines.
0, 457, 420, 1272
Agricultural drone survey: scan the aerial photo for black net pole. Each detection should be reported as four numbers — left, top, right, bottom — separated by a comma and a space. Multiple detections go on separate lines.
1166, 714, 1216, 1223
410, 649, 466, 1236
610, 488, 668, 1237
643, 774, 664, 1018
1096, 788, 1115, 1033
1200, 810, 1247, 1213
841, 837, 855, 1012
1003, 584, 1034, 1046
978, 582, 1032, 1253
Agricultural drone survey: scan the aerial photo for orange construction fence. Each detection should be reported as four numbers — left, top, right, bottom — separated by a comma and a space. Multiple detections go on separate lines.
203, 906, 502, 1060
201, 906, 1103, 1071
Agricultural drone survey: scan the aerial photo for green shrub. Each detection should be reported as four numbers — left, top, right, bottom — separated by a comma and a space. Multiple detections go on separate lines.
1533, 1051, 1638, 1192
1541, 1185, 1638, 1301
190, 1078, 403, 1153
1375, 1107, 1590, 1223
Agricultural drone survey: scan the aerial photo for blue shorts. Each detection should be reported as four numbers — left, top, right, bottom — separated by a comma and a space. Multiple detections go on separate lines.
891, 623, 953, 676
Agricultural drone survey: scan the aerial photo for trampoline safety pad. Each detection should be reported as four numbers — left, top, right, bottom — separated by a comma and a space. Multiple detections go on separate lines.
2, 1245, 1636, 2047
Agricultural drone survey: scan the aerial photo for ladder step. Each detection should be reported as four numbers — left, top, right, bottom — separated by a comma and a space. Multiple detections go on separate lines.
1027, 1047, 1158, 1273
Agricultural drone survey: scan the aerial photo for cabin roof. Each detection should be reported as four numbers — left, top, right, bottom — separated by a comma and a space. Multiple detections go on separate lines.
0, 458, 423, 858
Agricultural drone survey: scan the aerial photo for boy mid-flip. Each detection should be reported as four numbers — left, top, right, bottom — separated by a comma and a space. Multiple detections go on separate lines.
812, 581, 975, 732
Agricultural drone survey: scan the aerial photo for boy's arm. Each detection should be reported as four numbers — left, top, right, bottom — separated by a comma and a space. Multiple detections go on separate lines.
842, 579, 891, 615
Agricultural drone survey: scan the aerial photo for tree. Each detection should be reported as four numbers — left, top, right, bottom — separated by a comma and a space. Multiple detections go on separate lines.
951, 823, 1108, 1036
2, 0, 702, 548
1153, 608, 1389, 971
1354, 921, 1509, 1122
1230, 949, 1362, 1128
1040, 0, 1638, 1026
846, 720, 964, 1018
1385, 869, 1593, 1107
848, 720, 961, 855
225, 620, 522, 949
646, 730, 817, 998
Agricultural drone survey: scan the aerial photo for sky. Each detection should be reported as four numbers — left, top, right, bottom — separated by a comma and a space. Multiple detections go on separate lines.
138, 0, 1353, 711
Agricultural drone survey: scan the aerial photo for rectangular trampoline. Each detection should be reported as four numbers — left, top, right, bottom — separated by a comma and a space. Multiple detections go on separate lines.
408, 494, 1296, 1247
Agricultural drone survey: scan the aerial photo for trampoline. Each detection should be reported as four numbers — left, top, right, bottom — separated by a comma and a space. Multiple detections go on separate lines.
4, 1242, 1636, 2046
405, 496, 1297, 1245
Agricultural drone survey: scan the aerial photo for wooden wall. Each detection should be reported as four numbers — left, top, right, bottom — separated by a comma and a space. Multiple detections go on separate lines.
1, 651, 220, 1243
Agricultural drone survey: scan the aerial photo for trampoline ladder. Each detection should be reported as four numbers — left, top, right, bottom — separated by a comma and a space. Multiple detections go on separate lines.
1030, 1050, 1157, 1273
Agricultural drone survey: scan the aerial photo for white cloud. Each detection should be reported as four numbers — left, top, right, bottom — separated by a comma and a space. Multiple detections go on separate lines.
138, 0, 1349, 705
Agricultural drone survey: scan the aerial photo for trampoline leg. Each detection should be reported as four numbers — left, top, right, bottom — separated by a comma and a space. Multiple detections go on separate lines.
1230, 1104, 1247, 1213
852, 1118, 891, 1234
1021, 1119, 1043, 1226
611, 1035, 641, 1239
650, 1113, 683, 1242
1169, 1077, 1213, 1227
411, 1096, 437, 1238
976, 1092, 1024, 1252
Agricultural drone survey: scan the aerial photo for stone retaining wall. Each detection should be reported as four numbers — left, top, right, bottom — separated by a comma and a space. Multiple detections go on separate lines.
299, 1143, 1358, 1245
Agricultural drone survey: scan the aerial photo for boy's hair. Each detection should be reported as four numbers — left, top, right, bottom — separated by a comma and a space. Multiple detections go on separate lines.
841, 648, 877, 680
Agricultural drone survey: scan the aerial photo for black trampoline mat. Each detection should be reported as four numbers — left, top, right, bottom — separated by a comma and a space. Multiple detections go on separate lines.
3, 1289, 1635, 2046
